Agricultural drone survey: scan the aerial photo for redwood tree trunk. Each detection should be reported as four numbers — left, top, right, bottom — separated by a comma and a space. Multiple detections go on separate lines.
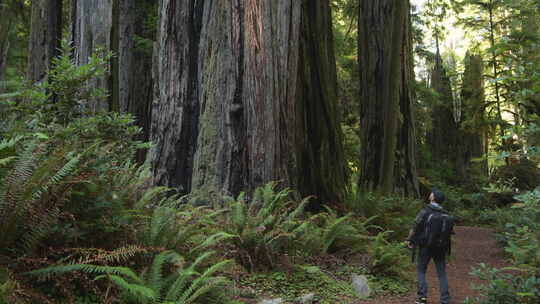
428, 52, 461, 173
0, 0, 12, 83
27, 0, 62, 83
396, 2, 420, 197
358, 0, 413, 194
117, 0, 154, 161
151, 0, 346, 205
71, 0, 114, 112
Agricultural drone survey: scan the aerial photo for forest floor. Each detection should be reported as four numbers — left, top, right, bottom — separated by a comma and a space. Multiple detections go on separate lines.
356, 226, 509, 304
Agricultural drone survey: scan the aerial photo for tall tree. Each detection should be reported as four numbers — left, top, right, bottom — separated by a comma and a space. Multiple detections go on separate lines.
453, 0, 509, 139
116, 0, 155, 160
27, 0, 62, 83
396, 1, 420, 196
460, 51, 487, 174
358, 0, 418, 195
71, 0, 154, 151
0, 0, 13, 83
151, 0, 346, 206
428, 51, 461, 172
71, 0, 114, 112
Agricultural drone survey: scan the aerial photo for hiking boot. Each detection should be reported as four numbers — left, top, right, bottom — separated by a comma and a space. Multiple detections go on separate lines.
415, 298, 427, 304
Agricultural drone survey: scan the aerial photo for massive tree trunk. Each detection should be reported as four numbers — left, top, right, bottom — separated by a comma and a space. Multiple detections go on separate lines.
27, 0, 62, 83
358, 0, 415, 194
396, 2, 420, 197
117, 0, 154, 161
151, 0, 346, 206
71, 0, 114, 112
460, 51, 487, 174
0, 1, 11, 84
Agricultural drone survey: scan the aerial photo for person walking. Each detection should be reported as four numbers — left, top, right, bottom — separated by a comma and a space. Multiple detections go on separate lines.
406, 189, 454, 304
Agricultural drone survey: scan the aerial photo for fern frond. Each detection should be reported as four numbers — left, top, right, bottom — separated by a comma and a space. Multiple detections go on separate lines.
79, 245, 152, 265
164, 251, 214, 301
0, 136, 22, 151
322, 214, 352, 253
97, 274, 157, 302
27, 264, 142, 283
188, 232, 235, 255
0, 156, 16, 167
32, 153, 80, 200
135, 186, 169, 210
231, 200, 246, 234
178, 260, 232, 303
183, 276, 229, 304
164, 269, 198, 302
148, 251, 182, 295
22, 207, 61, 253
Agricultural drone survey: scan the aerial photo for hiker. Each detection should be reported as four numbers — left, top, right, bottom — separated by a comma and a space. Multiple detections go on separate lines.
406, 189, 454, 304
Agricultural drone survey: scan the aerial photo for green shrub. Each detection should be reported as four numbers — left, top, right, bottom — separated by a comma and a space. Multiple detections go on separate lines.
491, 159, 540, 192
0, 39, 150, 256
346, 191, 421, 240
465, 264, 540, 304
137, 190, 233, 257
367, 231, 411, 279
219, 183, 310, 271
295, 210, 374, 255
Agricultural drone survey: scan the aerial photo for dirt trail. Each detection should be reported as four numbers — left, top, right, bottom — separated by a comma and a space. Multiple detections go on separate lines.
357, 226, 509, 304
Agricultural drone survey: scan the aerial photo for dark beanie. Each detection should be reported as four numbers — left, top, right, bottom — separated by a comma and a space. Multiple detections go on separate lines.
432, 188, 446, 203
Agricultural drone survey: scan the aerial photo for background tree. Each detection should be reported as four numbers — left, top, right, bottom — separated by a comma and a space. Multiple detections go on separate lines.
71, 0, 114, 112
27, 0, 62, 83
453, 0, 509, 141
460, 51, 488, 175
151, 0, 347, 206
427, 50, 461, 175
0, 0, 14, 83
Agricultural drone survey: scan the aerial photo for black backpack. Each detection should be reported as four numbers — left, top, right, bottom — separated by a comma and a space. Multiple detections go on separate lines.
421, 209, 454, 252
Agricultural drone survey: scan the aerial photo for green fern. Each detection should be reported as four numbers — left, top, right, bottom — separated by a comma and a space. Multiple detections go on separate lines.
221, 182, 309, 271
28, 250, 231, 304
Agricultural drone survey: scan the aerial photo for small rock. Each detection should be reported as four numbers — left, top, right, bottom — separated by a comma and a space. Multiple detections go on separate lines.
351, 274, 371, 298
258, 298, 284, 304
297, 293, 316, 304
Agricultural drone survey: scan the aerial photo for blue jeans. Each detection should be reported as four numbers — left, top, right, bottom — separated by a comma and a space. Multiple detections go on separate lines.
417, 247, 450, 304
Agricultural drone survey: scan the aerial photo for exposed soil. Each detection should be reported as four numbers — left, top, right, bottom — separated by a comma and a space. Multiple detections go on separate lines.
356, 226, 510, 304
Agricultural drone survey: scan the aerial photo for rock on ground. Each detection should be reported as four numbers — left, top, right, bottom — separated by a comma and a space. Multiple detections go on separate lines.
351, 274, 371, 298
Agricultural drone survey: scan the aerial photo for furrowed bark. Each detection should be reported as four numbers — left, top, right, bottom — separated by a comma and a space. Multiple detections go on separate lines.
27, 0, 62, 83
151, 0, 346, 206
0, 0, 12, 83
358, 0, 413, 195
117, 0, 154, 161
71, 0, 114, 112
396, 2, 420, 197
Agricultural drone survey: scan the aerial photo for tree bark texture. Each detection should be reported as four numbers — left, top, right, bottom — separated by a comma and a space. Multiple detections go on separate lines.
395, 2, 420, 197
71, 0, 113, 112
0, 0, 12, 83
358, 0, 413, 194
151, 0, 346, 205
117, 0, 154, 161
27, 0, 62, 83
